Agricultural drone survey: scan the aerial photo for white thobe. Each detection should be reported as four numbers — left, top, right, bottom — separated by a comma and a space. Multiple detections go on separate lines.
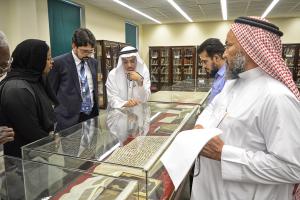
192, 67, 300, 200
106, 64, 151, 109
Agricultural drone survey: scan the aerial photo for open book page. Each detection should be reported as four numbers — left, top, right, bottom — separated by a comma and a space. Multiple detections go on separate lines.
105, 136, 168, 168
59, 173, 137, 200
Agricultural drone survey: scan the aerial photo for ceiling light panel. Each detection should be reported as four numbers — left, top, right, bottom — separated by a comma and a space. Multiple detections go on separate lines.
261, 0, 280, 18
113, 0, 162, 24
220, 0, 227, 20
167, 0, 193, 22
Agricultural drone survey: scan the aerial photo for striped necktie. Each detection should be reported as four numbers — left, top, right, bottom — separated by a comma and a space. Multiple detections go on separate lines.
79, 61, 92, 114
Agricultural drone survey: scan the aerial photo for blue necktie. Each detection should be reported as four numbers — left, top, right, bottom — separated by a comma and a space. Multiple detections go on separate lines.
79, 61, 92, 114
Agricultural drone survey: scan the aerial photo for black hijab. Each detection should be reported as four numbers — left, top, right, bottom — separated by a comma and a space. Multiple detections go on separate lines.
3, 39, 57, 132
7, 39, 50, 82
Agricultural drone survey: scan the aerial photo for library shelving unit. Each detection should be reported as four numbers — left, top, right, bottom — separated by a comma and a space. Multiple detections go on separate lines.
282, 44, 300, 88
171, 46, 196, 85
149, 46, 196, 91
149, 47, 171, 91
95, 40, 128, 108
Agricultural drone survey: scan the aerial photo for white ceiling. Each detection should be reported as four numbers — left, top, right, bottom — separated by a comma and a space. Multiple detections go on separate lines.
86, 0, 300, 24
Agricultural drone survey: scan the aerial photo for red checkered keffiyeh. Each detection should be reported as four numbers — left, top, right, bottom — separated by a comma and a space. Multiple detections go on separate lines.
231, 16, 300, 101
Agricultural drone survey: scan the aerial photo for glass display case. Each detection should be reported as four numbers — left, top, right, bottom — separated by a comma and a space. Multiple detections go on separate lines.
0, 155, 138, 200
22, 102, 199, 199
170, 79, 213, 92
149, 80, 210, 106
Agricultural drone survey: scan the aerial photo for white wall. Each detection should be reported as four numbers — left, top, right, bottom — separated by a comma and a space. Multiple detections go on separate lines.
141, 21, 232, 66
141, 18, 300, 66
271, 18, 300, 43
36, 0, 51, 46
138, 24, 144, 57
142, 21, 232, 46
0, 1, 9, 38
0, 0, 50, 51
0, 0, 129, 51
74, 0, 126, 43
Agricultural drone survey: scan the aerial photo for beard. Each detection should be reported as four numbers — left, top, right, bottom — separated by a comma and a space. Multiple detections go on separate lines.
226, 52, 246, 80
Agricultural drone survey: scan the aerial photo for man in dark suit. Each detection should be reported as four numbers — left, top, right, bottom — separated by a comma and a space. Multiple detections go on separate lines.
48, 28, 99, 131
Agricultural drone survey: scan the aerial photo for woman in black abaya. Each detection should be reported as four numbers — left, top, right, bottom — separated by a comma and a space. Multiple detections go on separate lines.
0, 39, 57, 157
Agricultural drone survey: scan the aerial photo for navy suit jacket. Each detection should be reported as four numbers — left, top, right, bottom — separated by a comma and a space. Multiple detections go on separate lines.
48, 52, 99, 130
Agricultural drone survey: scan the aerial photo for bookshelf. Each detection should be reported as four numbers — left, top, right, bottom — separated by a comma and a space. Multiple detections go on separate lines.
171, 46, 196, 84
149, 46, 196, 91
160, 48, 171, 88
282, 44, 300, 88
149, 47, 171, 91
196, 45, 208, 80
95, 40, 128, 108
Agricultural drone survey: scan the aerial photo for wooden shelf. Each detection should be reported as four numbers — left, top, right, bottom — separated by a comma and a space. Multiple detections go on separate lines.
96, 40, 128, 109
149, 46, 196, 91
282, 43, 300, 82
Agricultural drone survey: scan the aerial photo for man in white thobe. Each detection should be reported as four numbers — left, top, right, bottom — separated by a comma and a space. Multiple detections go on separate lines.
106, 46, 151, 109
191, 16, 300, 200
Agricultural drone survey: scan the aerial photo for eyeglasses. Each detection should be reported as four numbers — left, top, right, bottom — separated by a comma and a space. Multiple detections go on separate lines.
78, 47, 95, 55
0, 57, 13, 75
200, 60, 208, 65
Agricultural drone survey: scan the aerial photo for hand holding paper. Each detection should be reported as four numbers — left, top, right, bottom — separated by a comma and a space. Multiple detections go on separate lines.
160, 128, 223, 189
200, 136, 224, 161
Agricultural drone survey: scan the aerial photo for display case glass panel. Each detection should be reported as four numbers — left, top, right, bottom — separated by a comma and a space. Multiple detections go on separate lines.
0, 155, 139, 200
23, 102, 199, 199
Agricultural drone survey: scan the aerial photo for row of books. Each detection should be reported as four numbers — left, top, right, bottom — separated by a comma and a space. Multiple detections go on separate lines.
283, 47, 296, 57
151, 51, 159, 58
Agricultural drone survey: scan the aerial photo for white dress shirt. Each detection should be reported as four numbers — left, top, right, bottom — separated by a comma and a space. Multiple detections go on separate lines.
0, 73, 7, 82
72, 50, 94, 107
192, 67, 300, 200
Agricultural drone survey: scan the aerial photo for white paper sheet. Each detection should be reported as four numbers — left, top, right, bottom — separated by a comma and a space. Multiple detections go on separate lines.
160, 128, 222, 189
